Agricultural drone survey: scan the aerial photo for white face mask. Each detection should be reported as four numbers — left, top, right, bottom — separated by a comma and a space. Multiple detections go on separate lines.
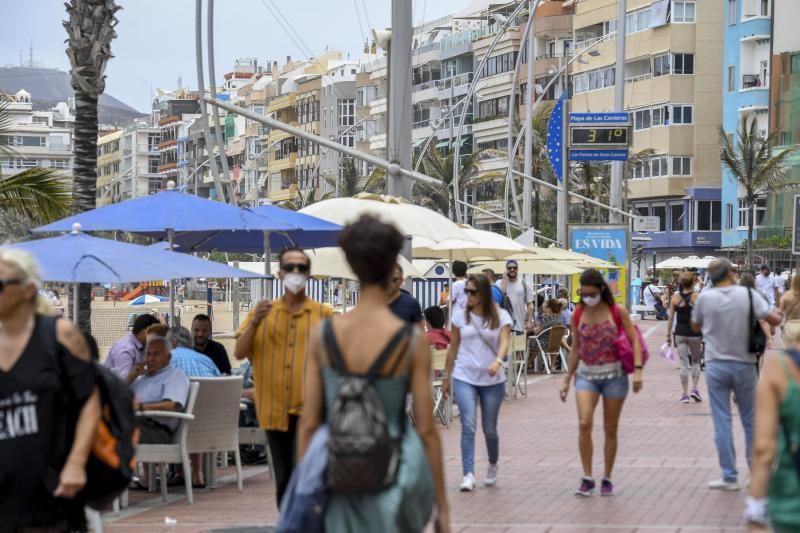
283, 273, 307, 294
582, 294, 601, 307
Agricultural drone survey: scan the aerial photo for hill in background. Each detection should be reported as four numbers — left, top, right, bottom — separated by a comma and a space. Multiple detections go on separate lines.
0, 66, 146, 126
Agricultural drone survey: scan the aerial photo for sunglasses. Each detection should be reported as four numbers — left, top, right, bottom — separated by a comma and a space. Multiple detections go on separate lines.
280, 263, 309, 274
0, 279, 21, 293
506, 266, 518, 271
465, 288, 479, 296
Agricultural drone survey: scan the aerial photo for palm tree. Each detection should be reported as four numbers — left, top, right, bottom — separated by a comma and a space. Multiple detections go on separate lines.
63, 0, 120, 331
322, 157, 385, 198
278, 186, 325, 211
413, 146, 506, 218
719, 115, 800, 267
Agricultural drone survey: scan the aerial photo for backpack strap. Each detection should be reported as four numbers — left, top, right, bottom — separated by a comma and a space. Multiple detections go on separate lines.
366, 324, 412, 383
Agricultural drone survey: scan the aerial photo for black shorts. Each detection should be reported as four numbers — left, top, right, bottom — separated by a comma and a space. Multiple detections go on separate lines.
137, 417, 174, 444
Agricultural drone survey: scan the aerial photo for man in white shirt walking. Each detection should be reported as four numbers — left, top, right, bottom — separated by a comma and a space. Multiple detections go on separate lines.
755, 264, 781, 307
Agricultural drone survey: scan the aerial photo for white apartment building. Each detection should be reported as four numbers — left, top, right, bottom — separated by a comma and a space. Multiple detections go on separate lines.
0, 89, 74, 178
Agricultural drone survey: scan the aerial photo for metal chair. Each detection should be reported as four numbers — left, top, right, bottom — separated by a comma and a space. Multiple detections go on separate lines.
531, 325, 568, 375
431, 349, 452, 426
508, 333, 529, 399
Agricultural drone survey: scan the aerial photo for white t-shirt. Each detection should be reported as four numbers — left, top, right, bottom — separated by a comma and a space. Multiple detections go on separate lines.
755, 273, 781, 306
643, 284, 663, 306
452, 308, 513, 386
451, 279, 468, 316
692, 286, 770, 364
496, 278, 533, 331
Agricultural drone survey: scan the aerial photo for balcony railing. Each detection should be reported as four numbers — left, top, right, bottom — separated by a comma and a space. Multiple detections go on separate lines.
438, 72, 474, 91
626, 73, 653, 83
412, 79, 439, 92
535, 51, 573, 60
742, 74, 765, 89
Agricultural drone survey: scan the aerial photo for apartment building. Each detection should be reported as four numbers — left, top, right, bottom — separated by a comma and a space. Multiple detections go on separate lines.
152, 90, 200, 194
570, 0, 723, 261
319, 60, 359, 187
721, 0, 800, 248
0, 89, 74, 179
120, 122, 161, 201
96, 129, 122, 206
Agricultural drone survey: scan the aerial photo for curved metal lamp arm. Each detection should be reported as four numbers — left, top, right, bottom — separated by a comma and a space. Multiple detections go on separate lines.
207, 0, 235, 204
450, 0, 530, 223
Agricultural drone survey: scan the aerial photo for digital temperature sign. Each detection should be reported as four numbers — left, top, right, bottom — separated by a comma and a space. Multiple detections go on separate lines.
570, 126, 630, 147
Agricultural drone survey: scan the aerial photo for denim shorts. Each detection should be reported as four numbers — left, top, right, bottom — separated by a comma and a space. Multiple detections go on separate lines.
575, 373, 629, 399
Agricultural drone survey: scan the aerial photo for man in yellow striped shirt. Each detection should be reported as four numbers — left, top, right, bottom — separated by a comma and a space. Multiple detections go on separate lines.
235, 248, 332, 507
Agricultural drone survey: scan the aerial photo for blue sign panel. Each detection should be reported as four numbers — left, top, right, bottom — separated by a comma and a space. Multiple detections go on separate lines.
569, 149, 629, 161
569, 112, 631, 124
570, 225, 629, 305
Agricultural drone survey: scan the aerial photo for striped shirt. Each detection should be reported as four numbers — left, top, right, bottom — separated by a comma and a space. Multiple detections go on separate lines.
236, 298, 333, 431
170, 346, 221, 378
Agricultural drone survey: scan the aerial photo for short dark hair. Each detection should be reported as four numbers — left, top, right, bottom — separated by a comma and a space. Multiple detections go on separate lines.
579, 268, 615, 306
481, 268, 496, 281
132, 314, 160, 335
452, 260, 468, 277
339, 214, 404, 286
760, 264, 770, 272
278, 247, 311, 270
424, 306, 445, 329
192, 313, 211, 324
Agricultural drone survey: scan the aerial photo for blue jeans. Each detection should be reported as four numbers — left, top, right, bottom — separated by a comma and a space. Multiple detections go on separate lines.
706, 360, 757, 482
453, 379, 505, 475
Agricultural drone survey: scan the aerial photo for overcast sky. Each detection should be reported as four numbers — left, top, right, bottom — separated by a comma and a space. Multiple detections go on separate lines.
0, 0, 469, 112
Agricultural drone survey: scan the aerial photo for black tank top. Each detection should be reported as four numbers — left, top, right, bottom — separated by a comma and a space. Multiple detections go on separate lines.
674, 291, 701, 337
0, 315, 95, 530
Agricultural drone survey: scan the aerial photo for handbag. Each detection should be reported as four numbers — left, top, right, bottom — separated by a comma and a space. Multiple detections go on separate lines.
748, 289, 767, 354
277, 425, 329, 533
609, 304, 650, 374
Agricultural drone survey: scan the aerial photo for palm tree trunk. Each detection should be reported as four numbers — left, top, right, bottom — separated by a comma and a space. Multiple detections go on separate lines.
534, 185, 540, 230
71, 91, 99, 332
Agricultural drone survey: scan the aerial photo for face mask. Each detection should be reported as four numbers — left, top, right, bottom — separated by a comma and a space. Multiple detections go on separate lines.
582, 294, 601, 307
283, 273, 307, 294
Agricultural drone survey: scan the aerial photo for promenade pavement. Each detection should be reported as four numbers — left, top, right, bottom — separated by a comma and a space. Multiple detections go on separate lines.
104, 318, 758, 533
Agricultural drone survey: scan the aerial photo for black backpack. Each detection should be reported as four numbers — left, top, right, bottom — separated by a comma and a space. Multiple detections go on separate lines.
322, 319, 412, 493
55, 326, 138, 509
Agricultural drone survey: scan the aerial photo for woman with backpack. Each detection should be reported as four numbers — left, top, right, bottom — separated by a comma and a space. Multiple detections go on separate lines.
0, 248, 100, 531
559, 269, 643, 497
745, 320, 800, 532
666, 271, 704, 403
441, 274, 513, 492
297, 215, 449, 533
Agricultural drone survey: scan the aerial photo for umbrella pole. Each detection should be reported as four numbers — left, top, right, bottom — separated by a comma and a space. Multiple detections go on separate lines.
72, 283, 78, 324
263, 230, 272, 301
447, 251, 453, 328
169, 229, 176, 327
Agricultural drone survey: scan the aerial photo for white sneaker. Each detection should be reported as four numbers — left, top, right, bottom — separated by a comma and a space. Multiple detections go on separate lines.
485, 464, 498, 486
708, 478, 740, 491
459, 473, 476, 492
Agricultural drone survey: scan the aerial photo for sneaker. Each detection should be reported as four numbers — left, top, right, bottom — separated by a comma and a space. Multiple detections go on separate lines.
485, 464, 498, 487
680, 393, 691, 403
691, 389, 703, 402
575, 477, 596, 497
600, 478, 614, 496
460, 473, 476, 492
708, 478, 739, 491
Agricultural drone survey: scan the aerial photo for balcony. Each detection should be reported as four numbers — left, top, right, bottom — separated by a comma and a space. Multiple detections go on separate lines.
270, 153, 297, 172
158, 138, 177, 150
269, 185, 297, 202
157, 162, 177, 172
742, 74, 766, 90
268, 129, 294, 145
412, 80, 441, 104
158, 115, 180, 126
268, 94, 296, 113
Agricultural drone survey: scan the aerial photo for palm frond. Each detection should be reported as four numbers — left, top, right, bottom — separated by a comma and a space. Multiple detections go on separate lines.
0, 169, 72, 223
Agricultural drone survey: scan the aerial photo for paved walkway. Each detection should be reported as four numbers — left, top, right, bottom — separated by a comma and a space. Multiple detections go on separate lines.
104, 319, 755, 532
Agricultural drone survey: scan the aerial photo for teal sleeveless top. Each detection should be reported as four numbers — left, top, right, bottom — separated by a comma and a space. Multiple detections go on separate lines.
322, 328, 435, 533
768, 355, 800, 532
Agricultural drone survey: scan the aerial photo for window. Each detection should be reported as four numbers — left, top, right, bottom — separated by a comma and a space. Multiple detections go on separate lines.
673, 53, 694, 74
728, 0, 737, 24
728, 65, 736, 91
696, 201, 721, 231
672, 105, 693, 124
652, 105, 668, 126
673, 1, 696, 23
652, 204, 667, 232
337, 99, 355, 127
635, 205, 650, 218
477, 96, 511, 120
654, 53, 671, 77
726, 203, 734, 230
792, 54, 800, 74
634, 109, 651, 130
626, 5, 652, 34
572, 66, 616, 94
670, 202, 685, 231
480, 51, 517, 78
761, 0, 769, 16
738, 197, 768, 227
672, 156, 691, 175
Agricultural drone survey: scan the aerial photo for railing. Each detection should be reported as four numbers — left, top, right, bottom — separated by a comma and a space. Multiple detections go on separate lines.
412, 119, 433, 130
753, 227, 791, 241
742, 74, 763, 89
413, 42, 441, 56
575, 35, 609, 50
626, 73, 653, 83
412, 79, 440, 92
438, 72, 474, 91
535, 51, 573, 60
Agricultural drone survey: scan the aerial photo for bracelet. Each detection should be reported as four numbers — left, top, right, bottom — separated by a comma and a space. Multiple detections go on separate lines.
496, 358, 504, 366
634, 365, 643, 369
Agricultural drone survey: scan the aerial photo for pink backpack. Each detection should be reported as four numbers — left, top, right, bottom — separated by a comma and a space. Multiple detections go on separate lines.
573, 303, 649, 374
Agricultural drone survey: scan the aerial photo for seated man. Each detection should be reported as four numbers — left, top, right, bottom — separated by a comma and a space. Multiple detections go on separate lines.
105, 313, 160, 378
643, 279, 669, 320
126, 324, 190, 445
167, 326, 221, 378
191, 314, 231, 375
